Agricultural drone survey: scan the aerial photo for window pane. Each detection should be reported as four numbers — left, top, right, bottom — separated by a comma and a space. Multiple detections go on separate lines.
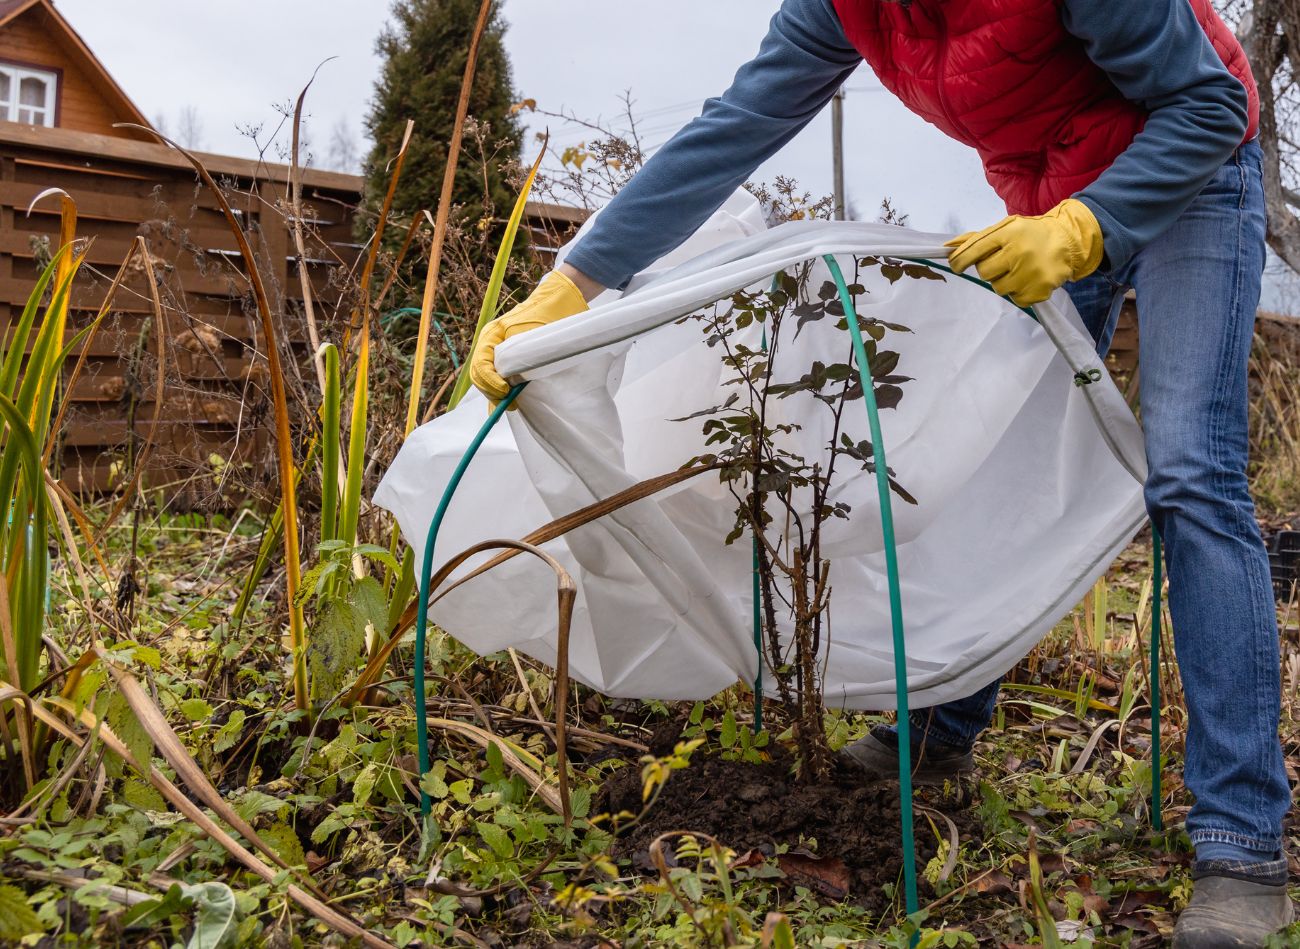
0, 72, 10, 108
19, 76, 46, 108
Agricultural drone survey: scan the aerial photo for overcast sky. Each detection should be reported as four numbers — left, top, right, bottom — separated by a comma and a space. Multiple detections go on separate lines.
55, 0, 1004, 236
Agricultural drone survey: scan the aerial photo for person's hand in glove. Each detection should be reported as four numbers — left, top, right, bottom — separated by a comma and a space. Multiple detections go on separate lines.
945, 198, 1104, 307
469, 268, 595, 404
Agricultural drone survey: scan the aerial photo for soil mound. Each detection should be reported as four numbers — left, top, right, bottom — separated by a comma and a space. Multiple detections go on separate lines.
599, 748, 976, 913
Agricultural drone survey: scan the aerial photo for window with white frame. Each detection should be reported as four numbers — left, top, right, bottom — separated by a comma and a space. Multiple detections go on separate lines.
0, 63, 57, 126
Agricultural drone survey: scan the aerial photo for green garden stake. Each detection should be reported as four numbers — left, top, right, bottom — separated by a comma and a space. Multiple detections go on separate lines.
752, 539, 763, 733
823, 255, 919, 922
415, 383, 525, 817
1151, 529, 1163, 831
751, 312, 773, 734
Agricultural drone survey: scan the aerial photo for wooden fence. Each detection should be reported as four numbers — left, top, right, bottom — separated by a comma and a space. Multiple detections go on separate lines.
0, 123, 586, 497
8, 123, 1293, 499
1101, 295, 1299, 406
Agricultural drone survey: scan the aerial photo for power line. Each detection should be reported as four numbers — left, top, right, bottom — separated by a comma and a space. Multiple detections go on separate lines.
633, 97, 707, 121
832, 86, 845, 220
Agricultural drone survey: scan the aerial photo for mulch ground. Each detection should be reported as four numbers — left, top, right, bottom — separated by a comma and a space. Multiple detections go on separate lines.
599, 742, 977, 915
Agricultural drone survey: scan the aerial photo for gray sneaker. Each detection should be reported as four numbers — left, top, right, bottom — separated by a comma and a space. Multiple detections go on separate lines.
841, 725, 974, 785
1173, 873, 1295, 948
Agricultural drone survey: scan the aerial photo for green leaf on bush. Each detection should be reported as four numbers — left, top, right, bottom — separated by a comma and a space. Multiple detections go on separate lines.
232, 789, 288, 823
477, 821, 513, 859
309, 600, 367, 701
105, 691, 151, 777
720, 710, 738, 749
353, 762, 379, 806
120, 776, 167, 812
569, 786, 591, 820
213, 710, 247, 754
180, 698, 214, 722
420, 762, 449, 800
0, 883, 42, 939
123, 883, 188, 930
352, 576, 388, 639
259, 822, 307, 871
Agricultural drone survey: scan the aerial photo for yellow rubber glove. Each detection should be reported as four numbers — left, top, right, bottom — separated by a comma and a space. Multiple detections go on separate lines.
945, 198, 1104, 307
468, 270, 589, 404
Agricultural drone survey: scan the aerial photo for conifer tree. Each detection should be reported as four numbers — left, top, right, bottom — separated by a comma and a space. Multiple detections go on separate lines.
363, 0, 522, 306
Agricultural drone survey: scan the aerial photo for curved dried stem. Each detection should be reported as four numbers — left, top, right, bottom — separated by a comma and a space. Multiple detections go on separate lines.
114, 123, 310, 711
414, 537, 574, 825
289, 69, 331, 393
373, 213, 426, 315
92, 646, 323, 896
0, 677, 35, 794
4, 707, 96, 824
915, 805, 960, 884
358, 118, 415, 321
346, 461, 719, 706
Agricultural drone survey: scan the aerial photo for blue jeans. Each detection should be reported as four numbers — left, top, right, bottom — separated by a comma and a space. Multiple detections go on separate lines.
916, 140, 1289, 854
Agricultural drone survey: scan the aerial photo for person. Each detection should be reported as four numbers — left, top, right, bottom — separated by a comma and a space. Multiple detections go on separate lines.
467, 1, 1292, 943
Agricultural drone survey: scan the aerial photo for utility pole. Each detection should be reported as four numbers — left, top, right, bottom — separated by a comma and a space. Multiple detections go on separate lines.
832, 85, 846, 220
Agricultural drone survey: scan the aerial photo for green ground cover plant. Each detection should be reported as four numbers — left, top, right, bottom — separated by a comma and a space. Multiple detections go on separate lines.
7, 507, 1300, 946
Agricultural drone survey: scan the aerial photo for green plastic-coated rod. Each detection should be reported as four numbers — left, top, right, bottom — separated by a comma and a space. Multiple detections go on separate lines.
751, 544, 763, 732
823, 254, 919, 922
752, 306, 774, 734
900, 258, 1039, 321
415, 383, 525, 816
1151, 529, 1163, 831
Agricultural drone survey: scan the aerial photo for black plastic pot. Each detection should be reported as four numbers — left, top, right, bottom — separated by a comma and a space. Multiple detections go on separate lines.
1267, 530, 1300, 602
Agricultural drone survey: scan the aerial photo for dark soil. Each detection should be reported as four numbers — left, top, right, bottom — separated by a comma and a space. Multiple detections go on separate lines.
599, 747, 978, 914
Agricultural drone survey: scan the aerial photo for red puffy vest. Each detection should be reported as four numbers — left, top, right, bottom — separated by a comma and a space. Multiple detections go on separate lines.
829, 0, 1260, 215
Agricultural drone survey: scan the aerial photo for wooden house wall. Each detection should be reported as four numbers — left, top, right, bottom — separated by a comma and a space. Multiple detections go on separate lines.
0, 5, 144, 138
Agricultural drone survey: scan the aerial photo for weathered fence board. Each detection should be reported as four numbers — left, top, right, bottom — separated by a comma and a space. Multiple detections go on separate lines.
1, 123, 586, 499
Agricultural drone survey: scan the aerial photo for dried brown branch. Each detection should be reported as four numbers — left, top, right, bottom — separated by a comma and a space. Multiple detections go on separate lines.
1244, 0, 1300, 271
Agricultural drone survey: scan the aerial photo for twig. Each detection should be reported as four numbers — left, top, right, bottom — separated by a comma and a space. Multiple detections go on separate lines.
509, 647, 553, 743
920, 859, 1016, 914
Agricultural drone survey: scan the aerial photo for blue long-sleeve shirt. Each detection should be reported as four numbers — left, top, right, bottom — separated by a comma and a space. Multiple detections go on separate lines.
564, 0, 1250, 290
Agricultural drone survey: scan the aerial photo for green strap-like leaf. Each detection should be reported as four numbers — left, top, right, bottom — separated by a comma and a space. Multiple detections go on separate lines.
339, 330, 369, 548
320, 344, 341, 544
447, 146, 546, 410
0, 246, 65, 398
0, 393, 49, 692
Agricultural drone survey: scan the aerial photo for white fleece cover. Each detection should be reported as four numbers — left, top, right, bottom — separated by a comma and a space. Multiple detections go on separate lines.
376, 192, 1147, 709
